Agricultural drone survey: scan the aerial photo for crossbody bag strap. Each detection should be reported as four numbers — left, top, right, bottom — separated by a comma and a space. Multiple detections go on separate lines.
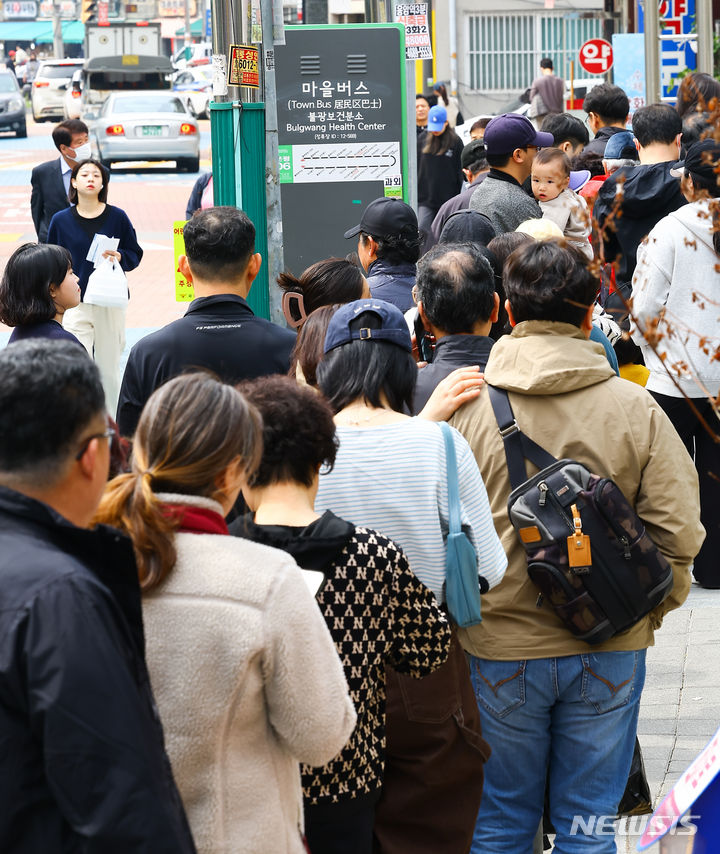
439, 422, 462, 536
486, 385, 558, 491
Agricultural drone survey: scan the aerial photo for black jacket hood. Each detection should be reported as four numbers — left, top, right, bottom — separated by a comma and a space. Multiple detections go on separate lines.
231, 510, 355, 573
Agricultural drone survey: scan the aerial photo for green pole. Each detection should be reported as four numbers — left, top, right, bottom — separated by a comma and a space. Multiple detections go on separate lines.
236, 102, 269, 320
209, 100, 237, 207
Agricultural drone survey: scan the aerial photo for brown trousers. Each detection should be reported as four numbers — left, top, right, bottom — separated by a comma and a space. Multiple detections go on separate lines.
373, 630, 490, 854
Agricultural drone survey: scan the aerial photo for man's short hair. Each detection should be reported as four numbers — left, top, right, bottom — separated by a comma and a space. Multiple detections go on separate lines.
540, 57, 554, 70
183, 206, 256, 281
583, 84, 630, 124
631, 104, 682, 147
52, 119, 89, 151
504, 240, 598, 327
540, 113, 589, 149
360, 231, 421, 266
416, 242, 496, 334
0, 340, 105, 486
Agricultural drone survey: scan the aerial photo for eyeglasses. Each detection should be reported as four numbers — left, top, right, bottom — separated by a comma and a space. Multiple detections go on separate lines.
75, 422, 116, 460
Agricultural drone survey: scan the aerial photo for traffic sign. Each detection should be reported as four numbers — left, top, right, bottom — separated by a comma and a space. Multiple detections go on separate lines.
578, 38, 613, 74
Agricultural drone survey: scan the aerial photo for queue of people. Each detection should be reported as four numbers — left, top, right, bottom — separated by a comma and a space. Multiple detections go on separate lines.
0, 75, 717, 853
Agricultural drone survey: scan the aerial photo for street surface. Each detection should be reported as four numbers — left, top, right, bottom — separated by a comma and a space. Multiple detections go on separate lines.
1, 111, 719, 852
0, 114, 211, 340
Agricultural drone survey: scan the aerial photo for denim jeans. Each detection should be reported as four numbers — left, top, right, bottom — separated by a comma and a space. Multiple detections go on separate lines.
469, 650, 646, 854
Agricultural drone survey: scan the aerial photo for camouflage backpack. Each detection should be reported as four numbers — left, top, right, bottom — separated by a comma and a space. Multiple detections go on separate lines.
487, 385, 674, 645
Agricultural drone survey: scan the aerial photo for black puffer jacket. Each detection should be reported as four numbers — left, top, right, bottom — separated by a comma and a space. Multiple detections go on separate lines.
594, 161, 686, 289
0, 486, 196, 854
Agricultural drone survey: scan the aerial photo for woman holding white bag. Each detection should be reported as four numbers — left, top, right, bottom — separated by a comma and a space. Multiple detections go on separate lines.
47, 158, 142, 414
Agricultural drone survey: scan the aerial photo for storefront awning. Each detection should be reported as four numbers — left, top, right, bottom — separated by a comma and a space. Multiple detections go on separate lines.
174, 18, 202, 37
0, 20, 85, 44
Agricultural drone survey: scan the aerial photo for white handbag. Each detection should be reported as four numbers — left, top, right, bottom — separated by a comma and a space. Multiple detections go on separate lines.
84, 258, 129, 309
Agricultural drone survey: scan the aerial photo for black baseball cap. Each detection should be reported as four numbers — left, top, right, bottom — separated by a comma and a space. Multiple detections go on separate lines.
670, 139, 720, 189
344, 197, 419, 240
461, 139, 488, 169
324, 299, 412, 354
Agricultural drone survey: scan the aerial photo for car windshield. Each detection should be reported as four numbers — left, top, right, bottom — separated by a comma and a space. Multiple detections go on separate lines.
0, 75, 17, 92
110, 96, 186, 114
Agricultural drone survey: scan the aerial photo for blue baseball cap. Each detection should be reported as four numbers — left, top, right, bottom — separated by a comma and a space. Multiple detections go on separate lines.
603, 130, 637, 160
324, 299, 412, 354
483, 113, 554, 156
427, 104, 448, 132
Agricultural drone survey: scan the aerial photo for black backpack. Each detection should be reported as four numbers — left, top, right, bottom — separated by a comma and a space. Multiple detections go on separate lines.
487, 385, 674, 645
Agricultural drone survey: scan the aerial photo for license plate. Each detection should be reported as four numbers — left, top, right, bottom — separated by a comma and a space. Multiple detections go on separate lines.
141, 126, 163, 136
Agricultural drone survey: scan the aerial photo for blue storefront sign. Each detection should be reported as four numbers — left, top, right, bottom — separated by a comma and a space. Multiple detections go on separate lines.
637, 0, 697, 101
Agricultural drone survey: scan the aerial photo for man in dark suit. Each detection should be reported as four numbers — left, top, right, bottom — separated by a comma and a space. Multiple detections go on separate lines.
30, 119, 91, 242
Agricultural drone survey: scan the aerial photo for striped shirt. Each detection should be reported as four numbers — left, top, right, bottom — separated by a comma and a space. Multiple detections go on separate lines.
315, 418, 507, 601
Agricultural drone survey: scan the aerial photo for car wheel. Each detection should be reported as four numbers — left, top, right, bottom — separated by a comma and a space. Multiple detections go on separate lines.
178, 157, 200, 173
16, 123, 27, 138
32, 112, 43, 123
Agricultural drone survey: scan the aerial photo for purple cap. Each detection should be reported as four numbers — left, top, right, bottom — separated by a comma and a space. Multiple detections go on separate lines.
427, 104, 448, 132
483, 113, 554, 156
569, 170, 591, 191
324, 299, 412, 354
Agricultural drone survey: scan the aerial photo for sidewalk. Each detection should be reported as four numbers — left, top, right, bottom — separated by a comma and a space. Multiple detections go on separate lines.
618, 584, 720, 852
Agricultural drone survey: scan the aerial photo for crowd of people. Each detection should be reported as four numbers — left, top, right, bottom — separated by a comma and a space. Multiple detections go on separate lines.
0, 71, 718, 853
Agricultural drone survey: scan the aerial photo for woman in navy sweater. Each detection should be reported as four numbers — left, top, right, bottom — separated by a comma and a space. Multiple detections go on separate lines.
48, 158, 142, 415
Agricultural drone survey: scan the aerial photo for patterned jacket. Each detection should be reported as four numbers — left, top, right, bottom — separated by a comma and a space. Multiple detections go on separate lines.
235, 511, 451, 807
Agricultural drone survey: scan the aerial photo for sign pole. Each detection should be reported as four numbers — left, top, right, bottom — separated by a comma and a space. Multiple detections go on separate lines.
260, 0, 285, 326
643, 0, 660, 104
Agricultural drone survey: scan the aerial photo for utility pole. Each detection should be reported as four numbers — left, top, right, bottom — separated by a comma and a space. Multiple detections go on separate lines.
643, 0, 660, 105
260, 0, 285, 326
696, 0, 713, 75
184, 0, 192, 47
53, 0, 64, 59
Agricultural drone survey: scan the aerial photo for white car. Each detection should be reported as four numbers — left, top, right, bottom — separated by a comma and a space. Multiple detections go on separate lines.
172, 65, 213, 119
455, 78, 603, 143
92, 92, 200, 172
31, 59, 84, 122
62, 68, 83, 120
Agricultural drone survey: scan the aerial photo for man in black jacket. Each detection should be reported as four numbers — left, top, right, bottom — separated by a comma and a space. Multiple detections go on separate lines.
594, 104, 685, 301
413, 242, 498, 412
117, 206, 296, 436
582, 83, 630, 156
0, 339, 196, 854
30, 119, 90, 242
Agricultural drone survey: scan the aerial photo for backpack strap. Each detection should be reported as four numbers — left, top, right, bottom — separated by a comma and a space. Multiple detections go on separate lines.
486, 385, 558, 491
439, 422, 462, 536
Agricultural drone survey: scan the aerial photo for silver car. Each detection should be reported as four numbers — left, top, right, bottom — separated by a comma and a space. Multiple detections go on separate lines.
91, 92, 200, 172
31, 59, 84, 122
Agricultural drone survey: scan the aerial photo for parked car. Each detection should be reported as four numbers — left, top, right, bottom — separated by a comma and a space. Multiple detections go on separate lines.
63, 68, 83, 120
172, 41, 212, 71
31, 59, 84, 122
91, 92, 200, 172
455, 78, 603, 143
173, 64, 212, 118
0, 70, 26, 137
78, 55, 174, 123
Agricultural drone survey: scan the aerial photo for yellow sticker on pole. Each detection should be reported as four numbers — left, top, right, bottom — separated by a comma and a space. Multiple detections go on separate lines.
173, 221, 195, 302
228, 45, 260, 88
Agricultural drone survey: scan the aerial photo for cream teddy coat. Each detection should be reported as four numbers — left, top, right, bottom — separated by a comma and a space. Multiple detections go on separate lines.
142, 495, 356, 854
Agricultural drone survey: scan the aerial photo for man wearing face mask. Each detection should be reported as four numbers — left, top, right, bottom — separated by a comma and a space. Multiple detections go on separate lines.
31, 119, 91, 243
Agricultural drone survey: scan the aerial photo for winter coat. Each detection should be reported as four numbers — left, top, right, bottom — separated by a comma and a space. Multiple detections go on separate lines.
469, 170, 542, 234
0, 487, 196, 854
450, 321, 704, 661
233, 511, 451, 812
143, 494, 356, 854
631, 199, 720, 398
593, 161, 686, 287
366, 258, 416, 313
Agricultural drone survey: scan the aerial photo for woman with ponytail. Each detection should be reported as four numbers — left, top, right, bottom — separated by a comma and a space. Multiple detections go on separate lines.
631, 138, 720, 588
278, 257, 369, 331
95, 371, 355, 854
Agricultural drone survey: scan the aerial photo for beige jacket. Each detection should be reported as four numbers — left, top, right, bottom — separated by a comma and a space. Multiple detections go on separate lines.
451, 321, 704, 661
143, 495, 356, 854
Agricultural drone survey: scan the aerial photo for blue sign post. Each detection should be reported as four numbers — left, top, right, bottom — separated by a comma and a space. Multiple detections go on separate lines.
637, 0, 697, 102
205, 6, 211, 39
